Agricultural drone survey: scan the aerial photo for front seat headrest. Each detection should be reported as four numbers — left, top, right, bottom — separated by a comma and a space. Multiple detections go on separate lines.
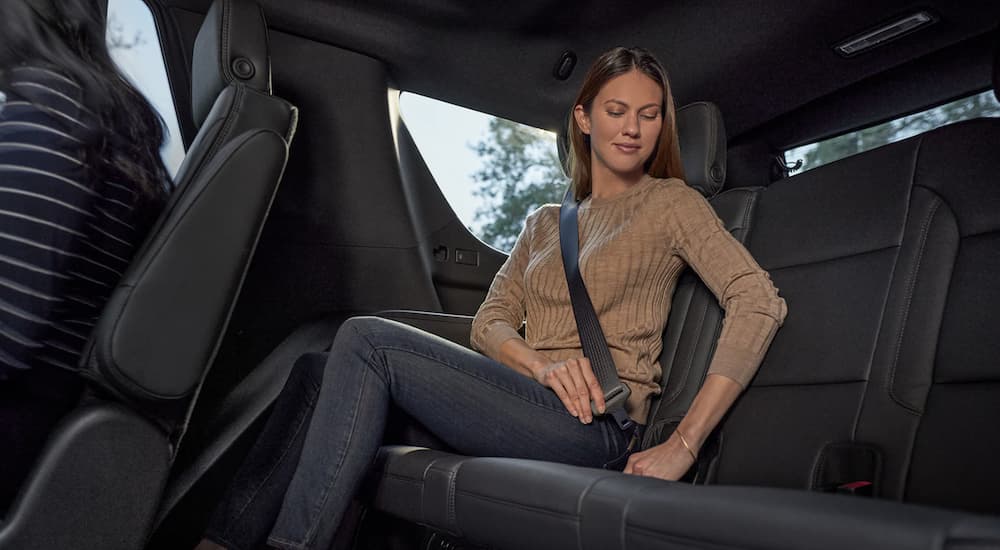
191, 0, 272, 128
558, 100, 728, 197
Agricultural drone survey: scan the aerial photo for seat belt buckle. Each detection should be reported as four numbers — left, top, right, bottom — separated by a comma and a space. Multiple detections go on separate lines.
834, 481, 874, 496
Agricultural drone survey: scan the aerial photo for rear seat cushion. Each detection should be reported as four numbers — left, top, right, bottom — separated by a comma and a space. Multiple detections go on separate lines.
370, 445, 1000, 550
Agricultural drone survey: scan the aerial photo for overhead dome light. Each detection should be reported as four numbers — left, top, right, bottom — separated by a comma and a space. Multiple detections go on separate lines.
835, 11, 938, 57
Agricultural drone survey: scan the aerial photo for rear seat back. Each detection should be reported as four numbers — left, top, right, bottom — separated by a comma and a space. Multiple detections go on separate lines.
885, 119, 1000, 513
712, 136, 917, 490
709, 117, 1000, 514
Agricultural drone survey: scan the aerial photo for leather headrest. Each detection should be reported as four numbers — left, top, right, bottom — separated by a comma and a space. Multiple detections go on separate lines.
191, 0, 272, 128
558, 100, 727, 197
675, 101, 727, 197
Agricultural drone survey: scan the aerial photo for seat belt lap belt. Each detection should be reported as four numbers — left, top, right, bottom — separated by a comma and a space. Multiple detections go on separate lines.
560, 188, 634, 431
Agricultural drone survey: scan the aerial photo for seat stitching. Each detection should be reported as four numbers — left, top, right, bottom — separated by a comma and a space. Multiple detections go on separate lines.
221, 0, 233, 84
767, 243, 900, 272
204, 85, 245, 164
447, 464, 459, 535
452, 489, 582, 519
574, 476, 604, 550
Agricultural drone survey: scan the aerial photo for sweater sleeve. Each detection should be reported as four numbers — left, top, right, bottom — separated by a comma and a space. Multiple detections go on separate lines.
470, 210, 536, 359
668, 185, 788, 388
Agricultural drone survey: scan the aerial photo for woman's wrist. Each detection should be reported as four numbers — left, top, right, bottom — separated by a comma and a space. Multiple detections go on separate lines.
676, 420, 709, 450
497, 338, 550, 378
525, 358, 549, 378
673, 428, 698, 461
677, 374, 745, 451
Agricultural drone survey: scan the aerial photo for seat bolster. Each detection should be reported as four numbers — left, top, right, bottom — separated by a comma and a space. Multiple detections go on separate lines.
0, 405, 170, 550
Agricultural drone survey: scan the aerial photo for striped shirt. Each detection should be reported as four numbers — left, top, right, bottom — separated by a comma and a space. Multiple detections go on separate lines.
0, 66, 160, 379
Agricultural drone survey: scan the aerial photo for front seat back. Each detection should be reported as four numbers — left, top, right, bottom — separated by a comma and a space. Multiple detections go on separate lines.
0, 1, 297, 548
84, 0, 298, 433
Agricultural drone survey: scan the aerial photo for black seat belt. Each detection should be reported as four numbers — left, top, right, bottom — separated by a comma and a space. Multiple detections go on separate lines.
560, 188, 634, 432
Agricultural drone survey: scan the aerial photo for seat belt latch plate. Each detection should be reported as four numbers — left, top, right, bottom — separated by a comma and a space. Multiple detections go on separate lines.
593, 384, 631, 417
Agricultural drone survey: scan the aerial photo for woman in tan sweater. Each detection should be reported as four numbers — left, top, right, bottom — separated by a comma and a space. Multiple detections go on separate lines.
198, 47, 786, 550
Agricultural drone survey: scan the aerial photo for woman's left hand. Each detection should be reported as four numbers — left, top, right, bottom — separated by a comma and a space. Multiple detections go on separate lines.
623, 433, 696, 481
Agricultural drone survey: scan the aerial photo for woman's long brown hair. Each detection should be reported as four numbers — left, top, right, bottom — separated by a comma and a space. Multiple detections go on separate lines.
567, 47, 684, 200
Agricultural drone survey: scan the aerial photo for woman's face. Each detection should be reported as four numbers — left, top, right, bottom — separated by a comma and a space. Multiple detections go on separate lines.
575, 69, 664, 183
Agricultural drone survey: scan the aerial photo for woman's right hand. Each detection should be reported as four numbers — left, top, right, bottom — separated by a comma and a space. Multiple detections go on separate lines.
533, 358, 606, 423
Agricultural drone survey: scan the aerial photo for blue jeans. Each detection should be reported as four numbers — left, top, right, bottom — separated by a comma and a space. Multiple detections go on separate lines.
207, 316, 634, 550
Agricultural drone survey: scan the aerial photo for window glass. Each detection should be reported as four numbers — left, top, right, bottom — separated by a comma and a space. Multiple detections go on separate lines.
107, 0, 185, 178
399, 93, 566, 252
784, 90, 1000, 176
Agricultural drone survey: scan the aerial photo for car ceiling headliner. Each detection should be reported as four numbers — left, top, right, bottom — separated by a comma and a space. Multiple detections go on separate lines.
163, 0, 1000, 146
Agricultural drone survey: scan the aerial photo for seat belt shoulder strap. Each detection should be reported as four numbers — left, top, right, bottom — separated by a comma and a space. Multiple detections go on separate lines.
559, 188, 633, 430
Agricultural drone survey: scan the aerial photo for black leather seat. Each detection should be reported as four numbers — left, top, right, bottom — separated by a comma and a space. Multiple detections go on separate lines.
0, 1, 296, 548
366, 97, 1000, 547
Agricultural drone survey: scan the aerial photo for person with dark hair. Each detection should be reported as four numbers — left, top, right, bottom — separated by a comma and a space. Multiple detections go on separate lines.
0, 0, 172, 509
198, 46, 786, 550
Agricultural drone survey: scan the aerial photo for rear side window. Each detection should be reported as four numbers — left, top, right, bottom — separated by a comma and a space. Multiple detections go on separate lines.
784, 90, 1000, 176
107, 0, 185, 178
399, 93, 565, 252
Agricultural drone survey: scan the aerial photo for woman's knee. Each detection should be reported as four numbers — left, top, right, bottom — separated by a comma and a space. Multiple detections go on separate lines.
332, 316, 407, 379
334, 316, 397, 350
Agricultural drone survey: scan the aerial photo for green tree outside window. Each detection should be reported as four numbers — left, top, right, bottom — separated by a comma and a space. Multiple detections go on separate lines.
469, 118, 566, 251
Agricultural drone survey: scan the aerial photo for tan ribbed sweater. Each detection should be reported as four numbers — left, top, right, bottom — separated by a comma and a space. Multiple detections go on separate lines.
470, 176, 787, 423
